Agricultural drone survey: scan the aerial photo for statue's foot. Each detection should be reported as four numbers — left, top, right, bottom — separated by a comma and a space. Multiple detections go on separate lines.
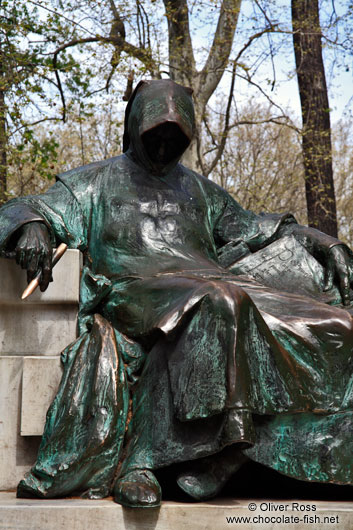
177, 447, 247, 501
17, 474, 46, 498
113, 469, 161, 508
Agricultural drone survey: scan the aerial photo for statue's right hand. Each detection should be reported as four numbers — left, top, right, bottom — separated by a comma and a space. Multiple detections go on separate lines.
15, 222, 53, 291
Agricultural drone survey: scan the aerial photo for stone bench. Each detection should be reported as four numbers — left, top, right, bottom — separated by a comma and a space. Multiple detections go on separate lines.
0, 250, 80, 490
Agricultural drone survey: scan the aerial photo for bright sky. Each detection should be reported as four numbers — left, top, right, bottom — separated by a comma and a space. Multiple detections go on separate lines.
188, 0, 352, 126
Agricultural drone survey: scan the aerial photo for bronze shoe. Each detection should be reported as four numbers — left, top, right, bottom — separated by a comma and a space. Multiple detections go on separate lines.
113, 469, 161, 508
177, 447, 247, 501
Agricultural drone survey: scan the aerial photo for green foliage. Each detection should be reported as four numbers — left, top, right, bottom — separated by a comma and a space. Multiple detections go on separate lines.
0, 1, 81, 195
333, 118, 353, 247
1, 1, 123, 197
7, 131, 59, 197
1, 0, 165, 201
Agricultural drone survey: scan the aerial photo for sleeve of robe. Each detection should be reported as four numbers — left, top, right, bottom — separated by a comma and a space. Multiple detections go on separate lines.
0, 176, 88, 252
211, 188, 297, 254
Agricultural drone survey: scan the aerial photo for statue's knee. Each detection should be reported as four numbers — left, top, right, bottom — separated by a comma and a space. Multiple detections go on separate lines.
204, 281, 249, 315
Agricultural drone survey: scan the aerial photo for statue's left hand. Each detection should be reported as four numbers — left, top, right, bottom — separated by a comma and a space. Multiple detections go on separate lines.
280, 224, 353, 306
323, 245, 353, 306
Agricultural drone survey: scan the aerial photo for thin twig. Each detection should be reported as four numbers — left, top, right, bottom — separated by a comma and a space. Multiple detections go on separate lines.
205, 58, 237, 176
9, 116, 61, 137
27, 0, 97, 38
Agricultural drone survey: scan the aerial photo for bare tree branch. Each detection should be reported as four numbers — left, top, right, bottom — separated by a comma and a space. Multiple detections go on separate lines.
52, 52, 69, 122
203, 116, 217, 148
104, 64, 118, 93
136, 0, 143, 48
204, 58, 237, 176
235, 70, 288, 115
253, 0, 275, 28
228, 117, 300, 133
9, 116, 62, 138
50, 29, 158, 111
195, 128, 206, 175
109, 0, 120, 20
201, 24, 290, 175
51, 37, 103, 56
138, 0, 151, 50
27, 0, 98, 38
199, 0, 241, 106
232, 26, 279, 66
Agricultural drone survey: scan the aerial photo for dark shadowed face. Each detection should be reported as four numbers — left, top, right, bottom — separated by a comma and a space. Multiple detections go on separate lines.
141, 122, 190, 168
125, 79, 195, 175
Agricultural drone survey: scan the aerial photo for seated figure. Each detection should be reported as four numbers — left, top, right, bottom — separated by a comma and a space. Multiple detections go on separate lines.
0, 79, 353, 508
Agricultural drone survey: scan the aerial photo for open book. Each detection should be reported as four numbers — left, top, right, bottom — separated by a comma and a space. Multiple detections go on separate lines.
227, 235, 344, 305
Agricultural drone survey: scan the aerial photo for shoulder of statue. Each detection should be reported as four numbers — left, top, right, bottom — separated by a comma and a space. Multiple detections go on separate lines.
178, 164, 229, 200
55, 154, 126, 192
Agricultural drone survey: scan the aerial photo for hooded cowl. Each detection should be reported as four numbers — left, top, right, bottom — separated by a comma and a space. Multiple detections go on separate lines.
123, 79, 195, 176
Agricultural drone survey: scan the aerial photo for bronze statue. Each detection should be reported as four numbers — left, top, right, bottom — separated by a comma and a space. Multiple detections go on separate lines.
0, 79, 352, 507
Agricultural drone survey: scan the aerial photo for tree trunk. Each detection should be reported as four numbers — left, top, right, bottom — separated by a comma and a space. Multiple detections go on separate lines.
181, 100, 203, 171
163, 0, 241, 174
0, 54, 7, 205
292, 0, 337, 237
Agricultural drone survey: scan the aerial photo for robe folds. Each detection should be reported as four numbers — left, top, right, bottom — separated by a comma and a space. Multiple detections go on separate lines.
1, 153, 353, 498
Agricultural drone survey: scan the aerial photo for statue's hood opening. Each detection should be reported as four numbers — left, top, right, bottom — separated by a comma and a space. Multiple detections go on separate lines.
123, 79, 195, 176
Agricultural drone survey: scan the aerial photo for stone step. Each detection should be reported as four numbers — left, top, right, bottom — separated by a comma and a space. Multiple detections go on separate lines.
0, 357, 40, 490
0, 250, 80, 489
21, 356, 62, 436
0, 305, 78, 355
0, 356, 62, 489
0, 493, 351, 529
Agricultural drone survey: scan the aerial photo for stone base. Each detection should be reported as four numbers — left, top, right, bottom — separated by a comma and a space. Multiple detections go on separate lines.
0, 493, 352, 529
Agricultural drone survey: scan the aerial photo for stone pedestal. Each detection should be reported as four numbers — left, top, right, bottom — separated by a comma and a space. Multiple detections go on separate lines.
0, 493, 352, 529
21, 356, 63, 436
0, 251, 80, 490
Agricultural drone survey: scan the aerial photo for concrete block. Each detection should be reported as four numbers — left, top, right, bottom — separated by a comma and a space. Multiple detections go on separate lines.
21, 356, 62, 436
0, 357, 41, 491
0, 249, 80, 304
0, 249, 80, 355
0, 494, 352, 530
0, 305, 77, 356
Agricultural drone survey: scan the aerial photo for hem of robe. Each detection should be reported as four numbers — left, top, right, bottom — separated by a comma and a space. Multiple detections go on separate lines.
17, 314, 131, 500
124, 409, 353, 487
121, 334, 353, 486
